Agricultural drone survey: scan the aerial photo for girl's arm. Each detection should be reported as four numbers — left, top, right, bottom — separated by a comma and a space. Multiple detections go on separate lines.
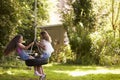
18, 42, 34, 50
36, 42, 46, 50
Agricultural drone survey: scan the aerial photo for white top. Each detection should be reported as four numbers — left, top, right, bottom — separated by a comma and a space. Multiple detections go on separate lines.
42, 39, 54, 55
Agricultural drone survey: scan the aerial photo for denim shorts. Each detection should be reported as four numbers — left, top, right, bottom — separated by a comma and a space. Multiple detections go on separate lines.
41, 53, 50, 60
18, 50, 29, 60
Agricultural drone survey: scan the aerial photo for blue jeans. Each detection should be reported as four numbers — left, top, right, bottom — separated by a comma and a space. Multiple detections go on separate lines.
18, 50, 29, 60
41, 53, 50, 60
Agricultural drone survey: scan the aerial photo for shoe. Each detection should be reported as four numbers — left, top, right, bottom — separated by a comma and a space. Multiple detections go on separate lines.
42, 74, 46, 78
34, 71, 42, 76
40, 74, 46, 80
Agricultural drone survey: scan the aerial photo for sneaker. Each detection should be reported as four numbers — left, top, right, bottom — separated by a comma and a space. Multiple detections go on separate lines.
42, 74, 46, 78
41, 74, 46, 79
34, 71, 42, 76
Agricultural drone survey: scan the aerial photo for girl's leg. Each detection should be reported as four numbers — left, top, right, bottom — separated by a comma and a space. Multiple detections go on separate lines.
40, 66, 44, 74
37, 66, 44, 74
34, 66, 42, 76
37, 66, 46, 79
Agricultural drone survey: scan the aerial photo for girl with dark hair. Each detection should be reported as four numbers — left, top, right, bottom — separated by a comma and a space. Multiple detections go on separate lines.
4, 34, 34, 60
4, 34, 44, 76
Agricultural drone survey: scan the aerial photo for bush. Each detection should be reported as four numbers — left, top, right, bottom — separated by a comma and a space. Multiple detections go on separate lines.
90, 30, 120, 66
0, 53, 26, 68
50, 45, 75, 64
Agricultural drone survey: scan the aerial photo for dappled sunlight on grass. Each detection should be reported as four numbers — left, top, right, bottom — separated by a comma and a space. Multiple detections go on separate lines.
0, 68, 30, 75
6, 70, 15, 75
1, 64, 120, 80
53, 67, 120, 77
0, 68, 38, 80
44, 63, 54, 67
69, 69, 120, 77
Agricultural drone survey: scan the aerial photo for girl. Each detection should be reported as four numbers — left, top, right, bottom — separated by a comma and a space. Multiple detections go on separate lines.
4, 34, 34, 60
4, 34, 42, 76
36, 31, 54, 78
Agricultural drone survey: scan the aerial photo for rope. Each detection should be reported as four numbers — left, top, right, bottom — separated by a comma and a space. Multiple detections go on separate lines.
34, 0, 37, 41
29, 0, 43, 55
30, 0, 37, 53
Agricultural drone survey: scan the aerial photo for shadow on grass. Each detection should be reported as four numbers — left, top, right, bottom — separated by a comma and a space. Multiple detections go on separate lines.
0, 67, 38, 80
1, 72, 120, 80
0, 74, 36, 80
1, 63, 120, 80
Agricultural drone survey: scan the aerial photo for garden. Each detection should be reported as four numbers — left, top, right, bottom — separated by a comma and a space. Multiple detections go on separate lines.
0, 0, 120, 80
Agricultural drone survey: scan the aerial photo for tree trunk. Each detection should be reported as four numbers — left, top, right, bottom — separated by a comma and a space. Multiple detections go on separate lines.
112, 0, 115, 38
119, 24, 120, 38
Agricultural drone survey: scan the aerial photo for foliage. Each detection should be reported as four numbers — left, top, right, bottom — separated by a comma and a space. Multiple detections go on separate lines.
0, 54, 25, 68
50, 45, 75, 64
60, 0, 120, 65
90, 29, 120, 65
69, 26, 93, 64
60, 0, 96, 64
89, 0, 120, 65
72, 0, 95, 29
0, 0, 50, 58
1, 0, 120, 66
93, 0, 120, 38
16, 0, 49, 43
0, 0, 19, 58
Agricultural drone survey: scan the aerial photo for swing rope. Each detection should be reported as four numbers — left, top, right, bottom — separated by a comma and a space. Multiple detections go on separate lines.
30, 0, 37, 54
34, 0, 37, 42
25, 0, 48, 68
30, 0, 42, 55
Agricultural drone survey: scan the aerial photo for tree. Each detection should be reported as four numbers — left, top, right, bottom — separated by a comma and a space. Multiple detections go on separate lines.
0, 0, 50, 58
60, 0, 96, 64
0, 0, 19, 58
111, 0, 120, 38
16, 0, 49, 43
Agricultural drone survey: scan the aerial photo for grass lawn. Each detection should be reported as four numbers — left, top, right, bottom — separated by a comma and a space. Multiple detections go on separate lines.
0, 63, 120, 80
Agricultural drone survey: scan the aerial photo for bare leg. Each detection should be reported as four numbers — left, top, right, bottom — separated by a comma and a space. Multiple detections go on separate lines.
40, 66, 44, 74
37, 66, 44, 74
34, 66, 42, 76
37, 66, 46, 79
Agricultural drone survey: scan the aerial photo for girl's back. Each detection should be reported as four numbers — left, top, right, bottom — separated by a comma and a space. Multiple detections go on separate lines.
42, 40, 54, 54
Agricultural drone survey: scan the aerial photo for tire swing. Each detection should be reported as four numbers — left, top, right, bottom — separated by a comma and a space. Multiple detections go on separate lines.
25, 0, 48, 67
25, 57, 48, 66
25, 42, 48, 66
25, 40, 48, 66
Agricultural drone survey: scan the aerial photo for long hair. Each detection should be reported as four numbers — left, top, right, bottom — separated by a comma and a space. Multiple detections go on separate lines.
40, 31, 52, 43
4, 34, 22, 55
